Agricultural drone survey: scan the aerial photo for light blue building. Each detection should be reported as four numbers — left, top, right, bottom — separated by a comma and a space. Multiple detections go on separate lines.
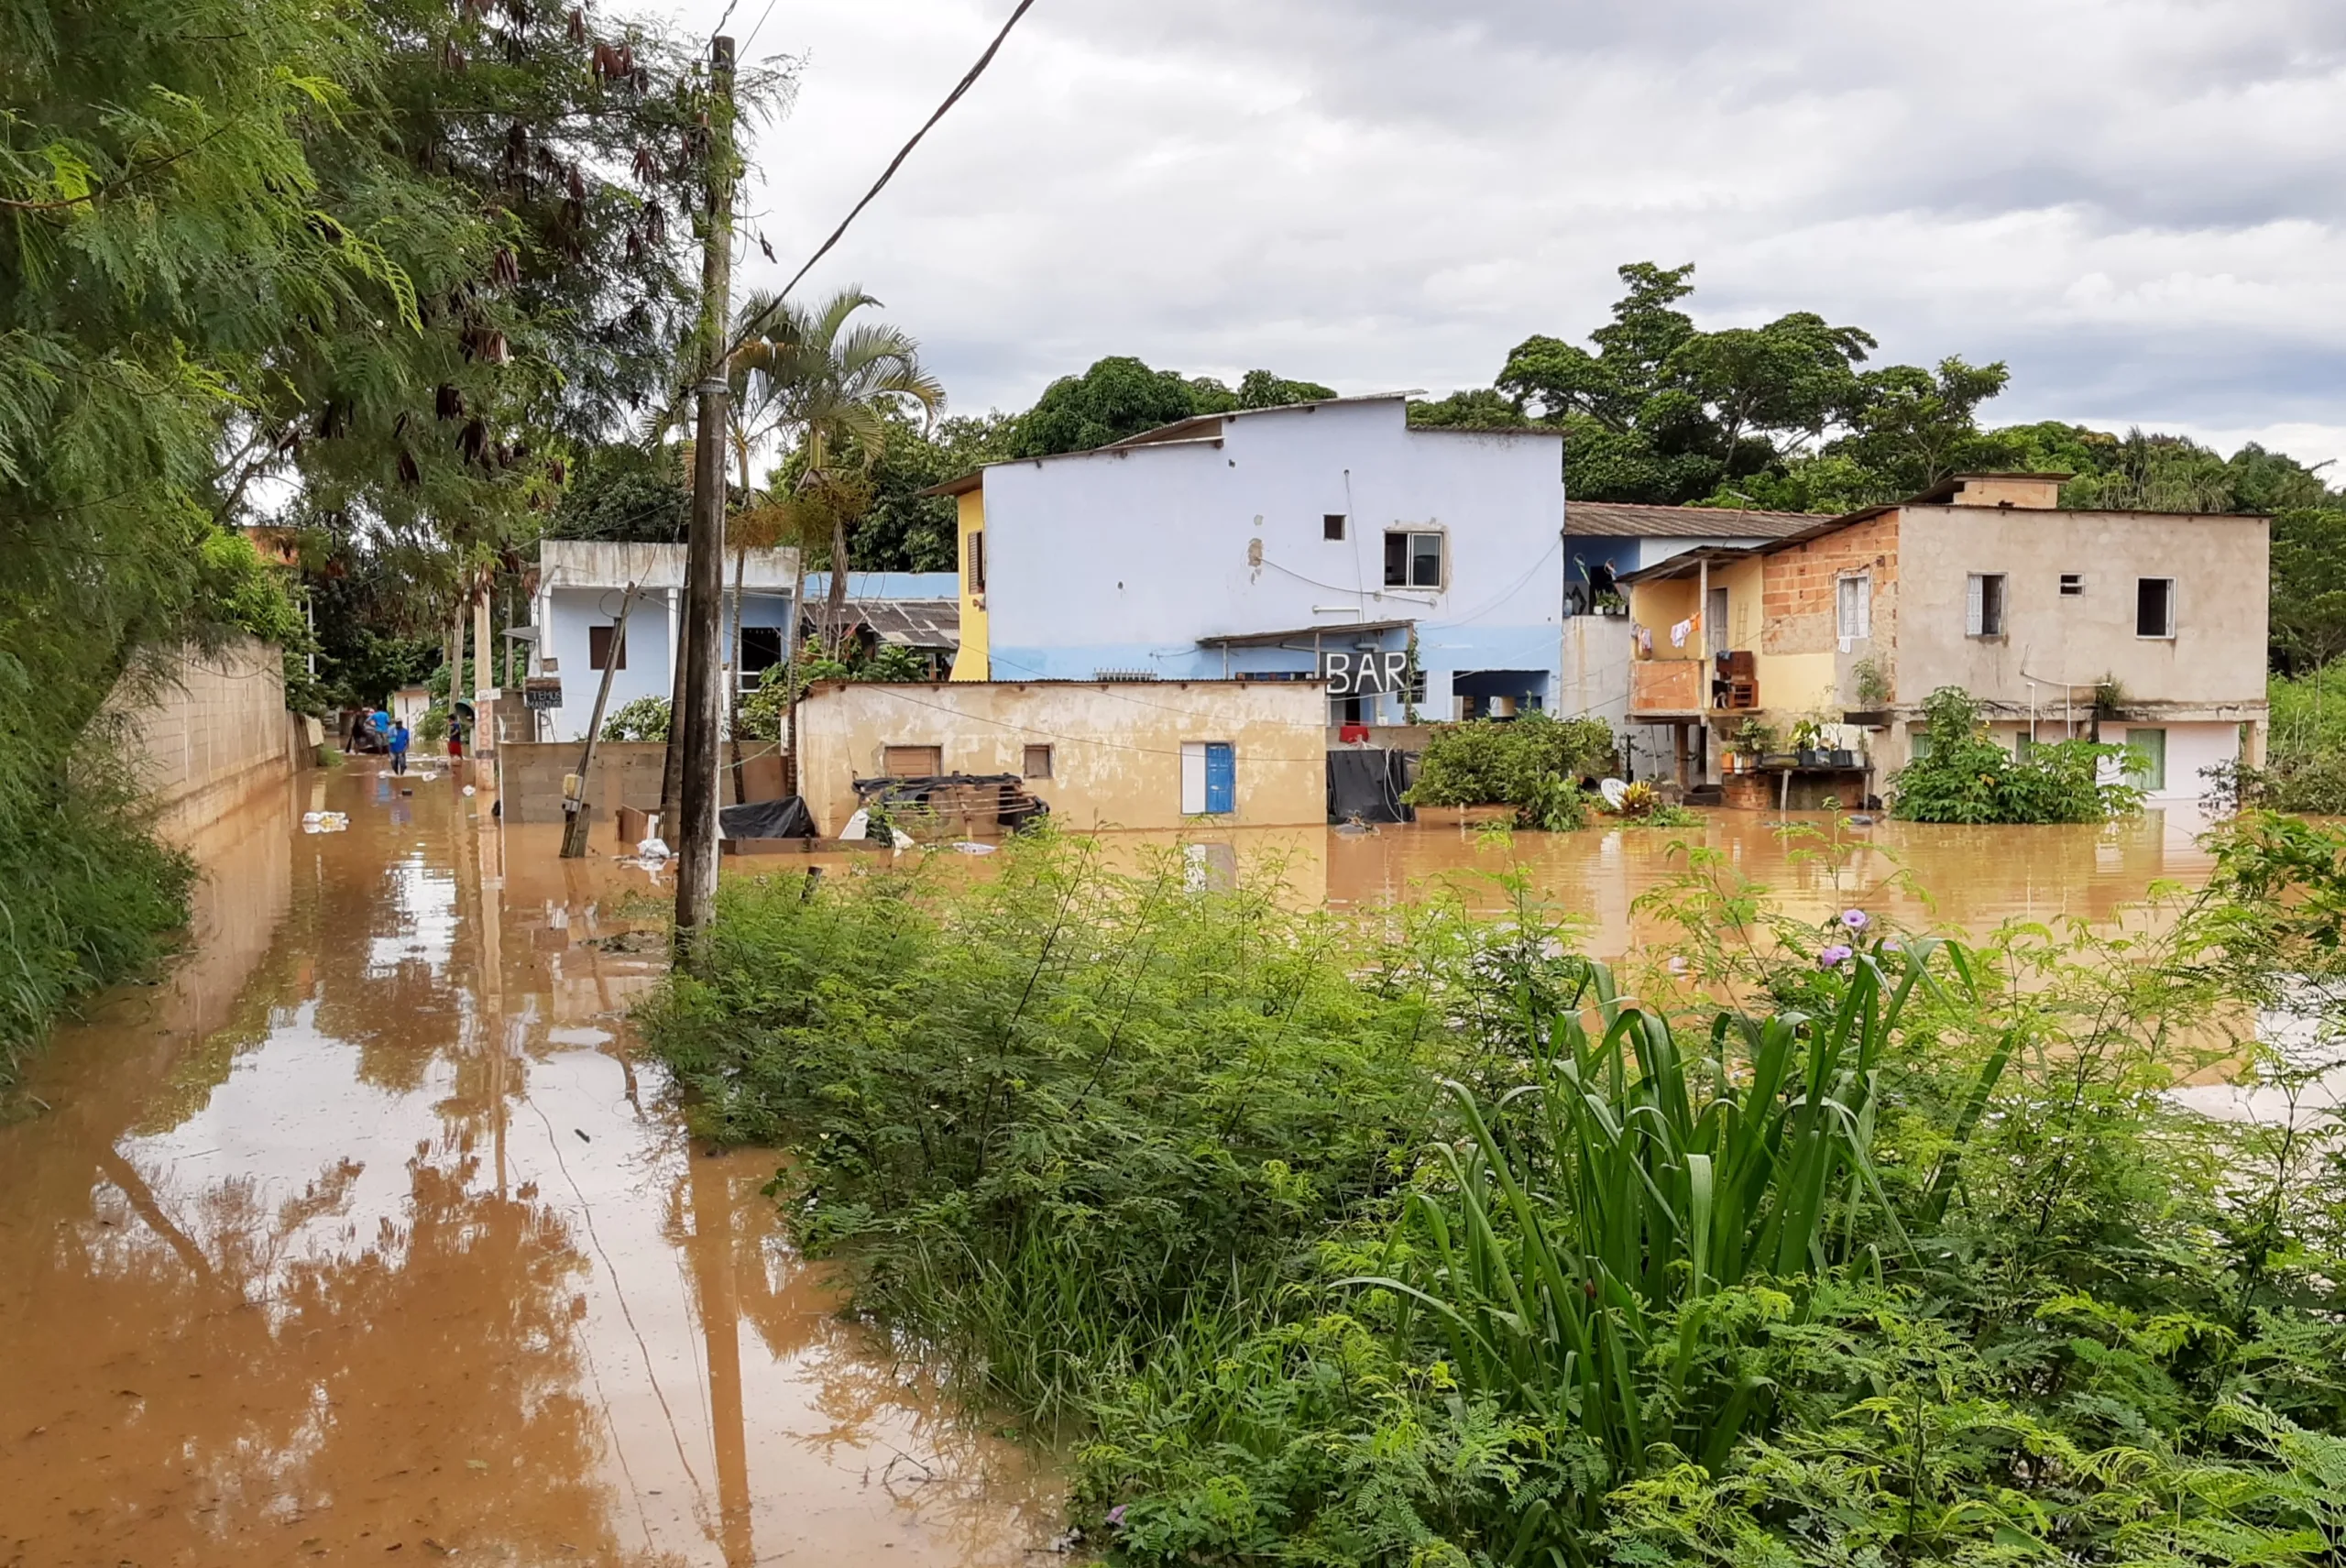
527, 540, 957, 740
933, 395, 1567, 724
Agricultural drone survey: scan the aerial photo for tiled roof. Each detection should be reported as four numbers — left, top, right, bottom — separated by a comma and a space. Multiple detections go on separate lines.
1564, 500, 1825, 539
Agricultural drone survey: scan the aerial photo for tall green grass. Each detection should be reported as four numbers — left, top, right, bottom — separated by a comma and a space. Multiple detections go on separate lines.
648, 823, 2346, 1566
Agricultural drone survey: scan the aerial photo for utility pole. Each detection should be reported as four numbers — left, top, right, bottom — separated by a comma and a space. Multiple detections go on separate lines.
674, 33, 736, 967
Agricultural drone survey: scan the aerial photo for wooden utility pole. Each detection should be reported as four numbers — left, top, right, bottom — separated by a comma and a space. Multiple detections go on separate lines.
674, 33, 736, 965
561, 581, 639, 859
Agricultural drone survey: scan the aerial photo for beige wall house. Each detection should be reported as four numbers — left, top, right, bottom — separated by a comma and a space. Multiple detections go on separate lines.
795, 679, 1331, 834
1623, 474, 2269, 806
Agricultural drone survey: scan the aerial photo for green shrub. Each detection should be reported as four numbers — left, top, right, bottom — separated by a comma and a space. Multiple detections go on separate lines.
649, 818, 2346, 1566
1891, 685, 2143, 822
1405, 711, 1615, 829
599, 695, 671, 742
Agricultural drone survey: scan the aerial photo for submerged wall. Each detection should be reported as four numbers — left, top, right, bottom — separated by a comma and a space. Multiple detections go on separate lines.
796, 678, 1331, 834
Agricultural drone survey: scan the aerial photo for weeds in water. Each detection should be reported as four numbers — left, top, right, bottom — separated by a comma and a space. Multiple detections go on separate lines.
645, 818, 2346, 1566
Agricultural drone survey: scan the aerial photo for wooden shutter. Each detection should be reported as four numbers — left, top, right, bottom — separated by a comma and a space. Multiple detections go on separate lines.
883, 745, 943, 777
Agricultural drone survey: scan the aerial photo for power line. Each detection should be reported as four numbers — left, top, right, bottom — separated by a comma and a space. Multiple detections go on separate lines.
728, 0, 1040, 358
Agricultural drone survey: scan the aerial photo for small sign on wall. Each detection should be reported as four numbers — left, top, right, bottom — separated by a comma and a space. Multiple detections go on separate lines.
1320, 649, 1409, 696
523, 677, 565, 710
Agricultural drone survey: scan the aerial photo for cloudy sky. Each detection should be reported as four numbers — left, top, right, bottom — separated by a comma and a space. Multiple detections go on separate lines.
668, 0, 2346, 470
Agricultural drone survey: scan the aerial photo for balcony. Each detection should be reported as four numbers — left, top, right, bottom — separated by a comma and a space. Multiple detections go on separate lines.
1629, 655, 1760, 718
1629, 659, 1704, 717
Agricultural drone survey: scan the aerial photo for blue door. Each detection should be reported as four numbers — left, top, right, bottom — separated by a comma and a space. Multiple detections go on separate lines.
1203, 743, 1235, 815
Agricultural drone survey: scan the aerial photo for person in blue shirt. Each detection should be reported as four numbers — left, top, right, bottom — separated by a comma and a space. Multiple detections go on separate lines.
389, 720, 411, 775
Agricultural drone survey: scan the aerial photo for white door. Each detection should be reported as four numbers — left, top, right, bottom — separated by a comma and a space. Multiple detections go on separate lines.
1179, 741, 1208, 815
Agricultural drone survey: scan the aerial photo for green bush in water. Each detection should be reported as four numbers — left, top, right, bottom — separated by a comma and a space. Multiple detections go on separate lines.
1405, 711, 1616, 828
1891, 685, 2143, 823
646, 819, 2346, 1566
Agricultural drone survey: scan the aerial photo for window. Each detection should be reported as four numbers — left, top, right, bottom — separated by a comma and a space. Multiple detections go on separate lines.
2137, 577, 2175, 638
882, 744, 943, 778
2125, 728, 2167, 791
1966, 573, 2007, 636
1179, 740, 1235, 815
1022, 744, 1053, 779
1323, 513, 1346, 541
587, 624, 627, 671
2059, 573, 2084, 596
1836, 573, 1871, 641
738, 626, 782, 688
965, 529, 986, 594
1383, 530, 1443, 589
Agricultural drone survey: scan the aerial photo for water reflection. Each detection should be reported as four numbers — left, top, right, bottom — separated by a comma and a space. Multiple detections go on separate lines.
0, 763, 1053, 1567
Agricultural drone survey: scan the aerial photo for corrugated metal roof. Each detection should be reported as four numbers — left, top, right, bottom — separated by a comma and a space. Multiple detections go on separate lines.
1564, 500, 1825, 540
804, 598, 960, 650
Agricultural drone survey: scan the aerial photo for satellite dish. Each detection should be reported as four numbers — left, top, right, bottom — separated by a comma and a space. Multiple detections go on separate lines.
1599, 777, 1629, 811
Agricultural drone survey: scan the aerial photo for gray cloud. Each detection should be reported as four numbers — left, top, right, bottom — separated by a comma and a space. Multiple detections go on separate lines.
671, 0, 2346, 466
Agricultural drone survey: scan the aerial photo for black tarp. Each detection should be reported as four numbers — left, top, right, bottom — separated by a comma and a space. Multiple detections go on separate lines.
718, 795, 817, 839
1326, 748, 1415, 824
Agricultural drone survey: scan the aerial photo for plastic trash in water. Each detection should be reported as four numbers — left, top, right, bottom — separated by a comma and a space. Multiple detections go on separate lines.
301, 811, 350, 834
636, 837, 671, 861
839, 807, 871, 841
462, 784, 477, 797
890, 828, 915, 850
949, 841, 996, 855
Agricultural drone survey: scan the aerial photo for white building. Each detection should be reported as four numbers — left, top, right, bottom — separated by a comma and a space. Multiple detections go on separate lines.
933, 395, 1568, 724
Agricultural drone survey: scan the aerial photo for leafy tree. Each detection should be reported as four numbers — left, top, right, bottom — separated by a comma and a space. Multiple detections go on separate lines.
1408, 389, 1529, 429
545, 443, 692, 543
737, 286, 945, 645
2271, 509, 2346, 672
1891, 686, 2141, 823
1496, 262, 1877, 505
1011, 356, 1338, 457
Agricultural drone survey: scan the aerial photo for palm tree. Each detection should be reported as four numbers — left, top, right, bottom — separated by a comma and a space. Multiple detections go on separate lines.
731, 285, 944, 656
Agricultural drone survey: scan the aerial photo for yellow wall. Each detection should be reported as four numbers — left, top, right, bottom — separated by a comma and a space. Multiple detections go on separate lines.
1628, 576, 1701, 659
1754, 651, 1836, 717
796, 679, 1331, 833
951, 488, 989, 680
1714, 557, 1764, 653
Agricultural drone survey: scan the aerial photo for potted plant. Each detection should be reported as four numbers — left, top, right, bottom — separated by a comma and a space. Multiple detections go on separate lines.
1845, 655, 1891, 725
1592, 589, 1628, 618
1791, 718, 1824, 767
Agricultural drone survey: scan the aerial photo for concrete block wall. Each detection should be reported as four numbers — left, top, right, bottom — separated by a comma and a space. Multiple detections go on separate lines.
105, 636, 304, 832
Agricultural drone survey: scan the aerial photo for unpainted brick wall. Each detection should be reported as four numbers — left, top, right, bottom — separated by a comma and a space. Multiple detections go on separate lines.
1760, 513, 1901, 655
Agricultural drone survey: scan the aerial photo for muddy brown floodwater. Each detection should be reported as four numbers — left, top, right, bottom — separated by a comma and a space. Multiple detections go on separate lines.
0, 762, 2231, 1568
0, 762, 1055, 1568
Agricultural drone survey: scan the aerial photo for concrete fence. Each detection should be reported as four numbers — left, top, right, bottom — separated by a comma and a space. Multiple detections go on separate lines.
497, 740, 788, 824
103, 636, 311, 836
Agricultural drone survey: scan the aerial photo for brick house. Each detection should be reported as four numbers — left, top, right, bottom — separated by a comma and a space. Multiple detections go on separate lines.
1619, 474, 2269, 806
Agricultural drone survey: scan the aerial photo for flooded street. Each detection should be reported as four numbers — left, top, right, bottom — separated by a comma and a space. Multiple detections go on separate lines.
0, 763, 1052, 1568
0, 762, 2242, 1567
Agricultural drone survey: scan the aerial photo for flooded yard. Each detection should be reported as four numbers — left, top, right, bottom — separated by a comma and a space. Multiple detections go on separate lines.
0, 765, 2239, 1565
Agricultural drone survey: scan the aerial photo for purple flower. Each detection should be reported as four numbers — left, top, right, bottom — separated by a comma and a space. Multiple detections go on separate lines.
1107, 1505, 1129, 1528
1841, 909, 1869, 931
1817, 943, 1855, 969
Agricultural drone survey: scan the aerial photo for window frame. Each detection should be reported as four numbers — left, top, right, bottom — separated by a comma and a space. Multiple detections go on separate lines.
1022, 743, 1053, 780
1836, 572, 1871, 641
965, 528, 986, 594
737, 625, 783, 689
2124, 727, 2167, 790
882, 744, 944, 779
2136, 576, 2176, 639
1966, 572, 2008, 638
1382, 528, 1445, 590
1322, 513, 1346, 541
2059, 572, 2084, 597
587, 623, 627, 672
